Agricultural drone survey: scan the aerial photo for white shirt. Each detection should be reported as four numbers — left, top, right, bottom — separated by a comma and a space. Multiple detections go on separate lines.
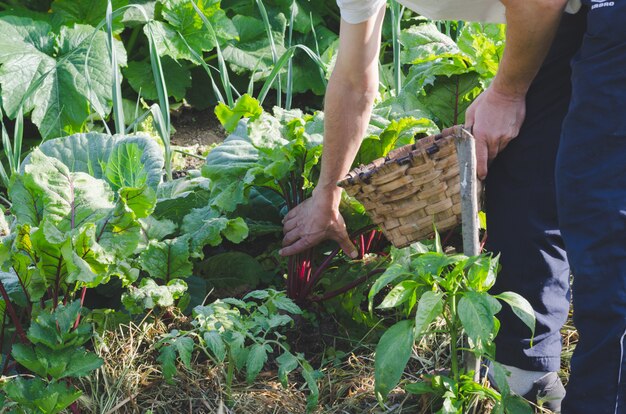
337, 0, 582, 24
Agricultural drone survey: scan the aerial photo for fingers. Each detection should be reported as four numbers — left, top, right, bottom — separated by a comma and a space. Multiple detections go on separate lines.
475, 137, 489, 180
282, 218, 298, 234
282, 228, 301, 248
334, 231, 358, 259
279, 238, 313, 257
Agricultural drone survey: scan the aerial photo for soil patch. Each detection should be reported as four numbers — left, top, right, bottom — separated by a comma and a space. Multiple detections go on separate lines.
171, 107, 226, 147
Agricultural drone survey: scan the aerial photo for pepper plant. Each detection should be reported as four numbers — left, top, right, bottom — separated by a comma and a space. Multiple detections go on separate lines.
371, 234, 536, 413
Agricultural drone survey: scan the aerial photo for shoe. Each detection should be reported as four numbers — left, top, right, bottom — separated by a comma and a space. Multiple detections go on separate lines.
521, 372, 566, 413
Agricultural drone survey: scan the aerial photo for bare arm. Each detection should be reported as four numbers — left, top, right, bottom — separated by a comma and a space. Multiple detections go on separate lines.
280, 5, 385, 257
466, 0, 569, 179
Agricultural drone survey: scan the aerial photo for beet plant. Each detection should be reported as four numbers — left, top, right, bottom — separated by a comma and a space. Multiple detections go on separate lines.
204, 95, 438, 303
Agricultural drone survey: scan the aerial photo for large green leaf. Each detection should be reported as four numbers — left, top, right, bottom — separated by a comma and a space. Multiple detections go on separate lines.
95, 200, 142, 255
23, 149, 115, 244
202, 122, 259, 212
400, 23, 461, 65
374, 319, 415, 402
0, 269, 28, 307
181, 206, 249, 257
419, 72, 481, 127
246, 343, 269, 383
30, 132, 117, 178
414, 291, 444, 340
0, 17, 127, 139
61, 223, 113, 287
8, 175, 44, 226
29, 133, 164, 190
146, 0, 236, 64
51, 0, 130, 31
153, 176, 211, 224
125, 56, 191, 100
139, 235, 193, 281
223, 14, 286, 77
195, 252, 262, 290
458, 291, 495, 345
495, 291, 536, 340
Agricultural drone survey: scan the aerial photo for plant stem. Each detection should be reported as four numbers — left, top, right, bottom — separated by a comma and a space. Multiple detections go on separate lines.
448, 293, 460, 383
73, 287, 88, 330
226, 353, 235, 405
310, 268, 385, 302
0, 279, 27, 342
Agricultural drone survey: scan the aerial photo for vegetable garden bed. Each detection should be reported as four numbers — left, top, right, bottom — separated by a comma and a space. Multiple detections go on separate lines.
0, 1, 578, 413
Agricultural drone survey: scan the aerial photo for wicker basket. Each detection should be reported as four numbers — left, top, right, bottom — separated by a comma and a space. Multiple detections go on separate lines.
338, 125, 479, 248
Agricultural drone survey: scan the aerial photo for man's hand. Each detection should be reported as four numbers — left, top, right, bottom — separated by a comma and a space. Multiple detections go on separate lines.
280, 189, 358, 258
465, 85, 526, 180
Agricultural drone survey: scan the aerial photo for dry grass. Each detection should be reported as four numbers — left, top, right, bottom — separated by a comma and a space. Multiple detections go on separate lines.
76, 308, 577, 414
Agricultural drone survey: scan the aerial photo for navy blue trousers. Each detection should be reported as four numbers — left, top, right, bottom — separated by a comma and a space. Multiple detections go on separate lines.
485, 10, 586, 373
557, 2, 626, 413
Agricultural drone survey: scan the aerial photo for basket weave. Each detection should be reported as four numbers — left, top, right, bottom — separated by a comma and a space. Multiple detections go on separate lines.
338, 125, 476, 248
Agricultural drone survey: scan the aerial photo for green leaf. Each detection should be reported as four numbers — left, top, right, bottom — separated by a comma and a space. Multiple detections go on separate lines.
0, 269, 28, 307
12, 343, 47, 377
246, 343, 269, 383
378, 280, 419, 310
203, 331, 226, 362
139, 236, 193, 281
145, 0, 235, 64
0, 17, 127, 139
157, 345, 177, 382
357, 117, 437, 166
457, 23, 505, 80
30, 133, 164, 191
405, 381, 434, 395
95, 199, 142, 256
125, 57, 191, 101
153, 176, 211, 224
105, 137, 164, 191
195, 252, 263, 292
223, 14, 286, 77
419, 72, 481, 127
24, 149, 115, 243
458, 291, 495, 346
50, 347, 103, 379
368, 263, 412, 313
400, 23, 462, 65
8, 175, 43, 226
414, 291, 444, 340
26, 301, 91, 350
62, 223, 113, 286
51, 0, 129, 31
202, 123, 259, 212
299, 358, 320, 411
270, 295, 302, 315
276, 350, 298, 387
3, 377, 81, 414
495, 291, 536, 340
119, 186, 157, 219
503, 394, 533, 414
182, 207, 249, 257
122, 278, 188, 314
215, 94, 263, 133
374, 319, 415, 402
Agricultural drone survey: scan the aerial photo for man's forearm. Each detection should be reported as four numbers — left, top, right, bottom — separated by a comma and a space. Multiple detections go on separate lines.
494, 0, 569, 97
315, 71, 378, 207
314, 7, 385, 208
